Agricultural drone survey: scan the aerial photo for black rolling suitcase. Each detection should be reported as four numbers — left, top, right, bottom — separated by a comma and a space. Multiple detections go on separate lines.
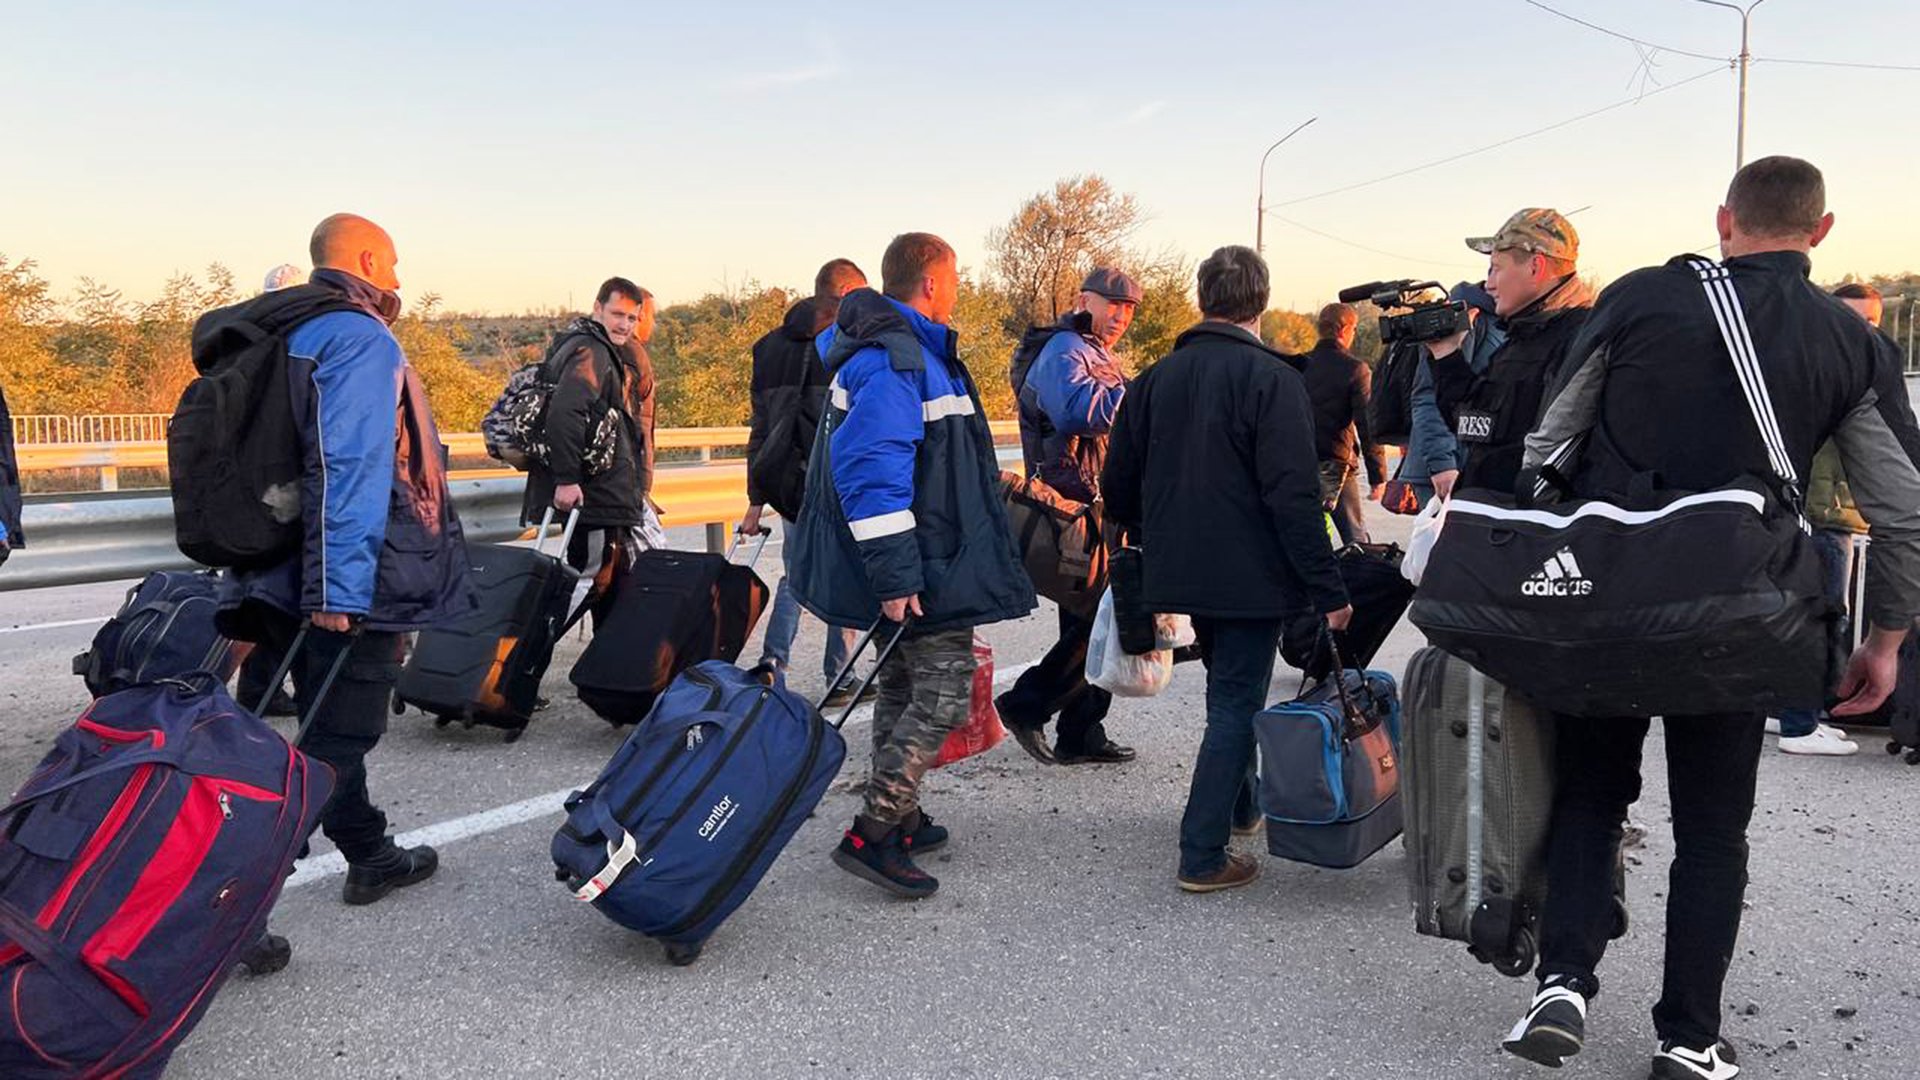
569, 532, 771, 725
394, 508, 581, 741
1281, 542, 1414, 680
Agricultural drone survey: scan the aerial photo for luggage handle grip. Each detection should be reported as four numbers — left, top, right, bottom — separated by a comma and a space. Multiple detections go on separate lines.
727, 526, 772, 571
251, 623, 364, 744
532, 507, 583, 560
818, 619, 912, 729
1317, 625, 1375, 741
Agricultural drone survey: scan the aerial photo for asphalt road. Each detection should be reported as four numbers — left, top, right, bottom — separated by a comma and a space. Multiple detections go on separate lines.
2, 514, 1916, 1079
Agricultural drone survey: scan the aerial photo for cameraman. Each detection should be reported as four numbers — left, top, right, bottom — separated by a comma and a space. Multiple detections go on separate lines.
1426, 209, 1593, 497
1398, 283, 1502, 507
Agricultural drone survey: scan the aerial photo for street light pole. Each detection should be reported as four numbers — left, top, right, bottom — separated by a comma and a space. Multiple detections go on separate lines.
1695, 0, 1766, 169
1256, 117, 1318, 255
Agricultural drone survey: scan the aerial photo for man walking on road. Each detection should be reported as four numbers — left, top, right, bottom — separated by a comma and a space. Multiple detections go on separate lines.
742, 258, 866, 704
221, 213, 473, 973
1103, 245, 1351, 894
997, 266, 1140, 766
790, 232, 1036, 899
1501, 157, 1920, 1079
1300, 301, 1388, 543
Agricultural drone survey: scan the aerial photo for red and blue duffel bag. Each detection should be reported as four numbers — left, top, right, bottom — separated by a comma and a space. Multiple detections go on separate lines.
0, 676, 334, 1079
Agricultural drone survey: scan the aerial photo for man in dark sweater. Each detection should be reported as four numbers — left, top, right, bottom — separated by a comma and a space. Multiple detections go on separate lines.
1103, 245, 1351, 894
742, 259, 866, 704
1299, 302, 1388, 543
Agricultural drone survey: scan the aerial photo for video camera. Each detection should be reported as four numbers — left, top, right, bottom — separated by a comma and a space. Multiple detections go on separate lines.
1338, 279, 1471, 344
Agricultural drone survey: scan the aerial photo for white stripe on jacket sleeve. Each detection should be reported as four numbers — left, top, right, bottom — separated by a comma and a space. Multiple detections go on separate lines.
848, 509, 916, 541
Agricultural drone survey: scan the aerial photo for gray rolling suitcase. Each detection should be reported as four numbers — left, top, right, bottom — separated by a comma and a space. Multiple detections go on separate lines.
1401, 648, 1627, 976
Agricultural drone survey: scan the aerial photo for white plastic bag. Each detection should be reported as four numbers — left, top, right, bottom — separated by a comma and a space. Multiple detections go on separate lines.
1086, 589, 1174, 698
1401, 495, 1449, 586
1154, 612, 1194, 651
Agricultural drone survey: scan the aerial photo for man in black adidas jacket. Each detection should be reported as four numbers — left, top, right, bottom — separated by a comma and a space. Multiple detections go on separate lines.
1496, 157, 1920, 1080
1427, 208, 1594, 497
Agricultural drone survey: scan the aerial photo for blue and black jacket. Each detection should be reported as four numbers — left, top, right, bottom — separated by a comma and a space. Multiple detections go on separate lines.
789, 289, 1035, 633
224, 269, 472, 630
1016, 315, 1126, 503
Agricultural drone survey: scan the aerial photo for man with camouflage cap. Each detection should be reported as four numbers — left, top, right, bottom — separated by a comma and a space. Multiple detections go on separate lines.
1425, 208, 1595, 496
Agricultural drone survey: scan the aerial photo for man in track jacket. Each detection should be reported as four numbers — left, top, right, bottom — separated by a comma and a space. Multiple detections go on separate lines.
790, 232, 1035, 899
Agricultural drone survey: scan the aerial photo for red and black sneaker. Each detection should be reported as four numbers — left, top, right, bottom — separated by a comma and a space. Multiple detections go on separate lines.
831, 822, 938, 898
905, 809, 949, 855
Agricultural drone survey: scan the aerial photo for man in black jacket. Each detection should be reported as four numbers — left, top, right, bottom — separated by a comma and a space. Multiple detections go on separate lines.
0, 380, 20, 568
1300, 302, 1388, 543
1103, 245, 1351, 894
521, 277, 656, 623
1427, 208, 1593, 497
742, 259, 865, 703
1499, 157, 1920, 1080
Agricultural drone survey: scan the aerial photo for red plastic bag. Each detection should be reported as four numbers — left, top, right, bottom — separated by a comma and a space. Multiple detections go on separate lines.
934, 637, 1004, 768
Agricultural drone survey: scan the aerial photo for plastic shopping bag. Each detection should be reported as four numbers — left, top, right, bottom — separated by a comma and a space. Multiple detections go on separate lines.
1401, 495, 1449, 586
934, 637, 1005, 768
1086, 589, 1174, 698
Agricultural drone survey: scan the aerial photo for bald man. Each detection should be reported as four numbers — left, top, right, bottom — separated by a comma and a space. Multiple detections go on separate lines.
220, 212, 472, 974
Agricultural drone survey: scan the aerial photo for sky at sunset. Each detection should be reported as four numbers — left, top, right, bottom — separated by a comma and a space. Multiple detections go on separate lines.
4, 0, 1918, 315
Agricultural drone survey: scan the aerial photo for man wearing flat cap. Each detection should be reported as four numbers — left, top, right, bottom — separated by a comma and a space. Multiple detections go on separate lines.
1426, 208, 1594, 497
997, 267, 1141, 766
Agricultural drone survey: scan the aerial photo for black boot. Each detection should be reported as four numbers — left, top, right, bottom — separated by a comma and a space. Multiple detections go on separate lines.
342, 843, 440, 906
236, 932, 292, 976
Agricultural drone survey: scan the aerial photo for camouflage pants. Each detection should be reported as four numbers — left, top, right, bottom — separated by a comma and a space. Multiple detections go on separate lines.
864, 626, 976, 827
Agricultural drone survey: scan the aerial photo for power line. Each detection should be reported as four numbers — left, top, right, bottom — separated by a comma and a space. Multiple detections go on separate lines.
1268, 65, 1724, 210
1521, 0, 1728, 63
1756, 56, 1920, 72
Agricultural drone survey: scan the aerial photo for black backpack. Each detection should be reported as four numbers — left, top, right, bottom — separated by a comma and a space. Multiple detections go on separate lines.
1008, 322, 1073, 400
1366, 339, 1421, 444
169, 285, 363, 569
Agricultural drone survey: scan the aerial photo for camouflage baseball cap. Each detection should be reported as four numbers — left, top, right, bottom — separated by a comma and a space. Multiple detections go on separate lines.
1465, 208, 1579, 261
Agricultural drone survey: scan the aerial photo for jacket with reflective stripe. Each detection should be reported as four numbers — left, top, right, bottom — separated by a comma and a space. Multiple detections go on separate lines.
788, 290, 1035, 632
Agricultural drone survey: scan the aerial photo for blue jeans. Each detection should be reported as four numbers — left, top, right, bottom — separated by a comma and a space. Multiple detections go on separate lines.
760, 524, 855, 682
1776, 529, 1854, 737
1180, 616, 1283, 877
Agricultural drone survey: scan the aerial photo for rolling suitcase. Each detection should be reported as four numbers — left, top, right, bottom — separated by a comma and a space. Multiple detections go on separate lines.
0, 629, 347, 1079
553, 621, 907, 965
569, 533, 771, 725
1838, 535, 1920, 762
1280, 542, 1415, 680
72, 570, 241, 698
1254, 635, 1403, 869
395, 508, 581, 741
1400, 647, 1628, 976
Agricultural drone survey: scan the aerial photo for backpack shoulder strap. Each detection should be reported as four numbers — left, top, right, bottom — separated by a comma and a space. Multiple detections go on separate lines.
1685, 256, 1802, 497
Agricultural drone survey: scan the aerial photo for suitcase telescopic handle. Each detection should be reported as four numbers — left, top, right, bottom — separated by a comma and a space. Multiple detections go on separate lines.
532, 507, 583, 559
817, 619, 911, 729
252, 622, 364, 744
726, 526, 772, 571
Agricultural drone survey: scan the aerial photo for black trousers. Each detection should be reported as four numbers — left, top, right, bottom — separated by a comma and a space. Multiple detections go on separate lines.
996, 606, 1112, 751
234, 640, 289, 711
1538, 712, 1765, 1049
256, 609, 406, 865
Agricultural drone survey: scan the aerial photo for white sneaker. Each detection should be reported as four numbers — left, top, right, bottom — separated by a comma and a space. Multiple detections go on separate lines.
1778, 727, 1859, 756
1816, 722, 1849, 739
1651, 1039, 1739, 1078
1763, 717, 1782, 735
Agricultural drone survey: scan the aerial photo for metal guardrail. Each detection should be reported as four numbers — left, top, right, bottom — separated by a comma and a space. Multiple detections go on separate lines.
12, 414, 171, 445
3, 433, 1024, 592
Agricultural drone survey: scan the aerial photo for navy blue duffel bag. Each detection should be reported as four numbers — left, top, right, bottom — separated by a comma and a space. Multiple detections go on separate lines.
1255, 661, 1403, 870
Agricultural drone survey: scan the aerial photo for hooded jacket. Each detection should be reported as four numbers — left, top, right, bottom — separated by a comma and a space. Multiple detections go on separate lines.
788, 289, 1036, 632
520, 316, 654, 529
745, 296, 834, 521
1102, 321, 1349, 620
1016, 313, 1126, 503
223, 268, 473, 631
1431, 274, 1595, 493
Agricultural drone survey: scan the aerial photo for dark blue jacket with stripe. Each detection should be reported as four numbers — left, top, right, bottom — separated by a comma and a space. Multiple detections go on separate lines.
223, 270, 473, 631
789, 289, 1035, 633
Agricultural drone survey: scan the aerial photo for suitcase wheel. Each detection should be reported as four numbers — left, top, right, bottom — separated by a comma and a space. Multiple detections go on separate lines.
1611, 898, 1630, 941
1490, 927, 1536, 978
503, 727, 525, 744
664, 940, 703, 967
433, 714, 453, 729
391, 692, 405, 716
1889, 741, 1903, 756
1906, 748, 1920, 767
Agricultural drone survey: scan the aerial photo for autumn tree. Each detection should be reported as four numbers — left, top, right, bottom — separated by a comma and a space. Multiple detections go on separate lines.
394, 293, 507, 433
650, 284, 793, 429
986, 175, 1143, 332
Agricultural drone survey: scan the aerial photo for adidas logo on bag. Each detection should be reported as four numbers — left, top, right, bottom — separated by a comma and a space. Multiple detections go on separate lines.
1521, 548, 1594, 598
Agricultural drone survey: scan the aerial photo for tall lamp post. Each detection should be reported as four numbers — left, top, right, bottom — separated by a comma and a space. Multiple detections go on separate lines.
1256, 117, 1318, 255
1695, 0, 1766, 169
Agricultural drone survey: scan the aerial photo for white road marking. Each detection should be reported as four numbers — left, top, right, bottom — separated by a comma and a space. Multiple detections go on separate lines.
0, 617, 103, 634
284, 657, 1044, 888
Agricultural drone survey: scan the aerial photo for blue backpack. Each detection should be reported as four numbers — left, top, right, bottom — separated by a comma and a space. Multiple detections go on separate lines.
73, 571, 238, 699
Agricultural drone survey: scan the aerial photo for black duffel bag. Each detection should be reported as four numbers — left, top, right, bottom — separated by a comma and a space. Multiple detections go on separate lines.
1409, 258, 1841, 719
1282, 542, 1414, 680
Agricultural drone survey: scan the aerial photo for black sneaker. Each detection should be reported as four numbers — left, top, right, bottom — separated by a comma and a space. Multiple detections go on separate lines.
905, 810, 949, 855
342, 843, 440, 906
1650, 1039, 1739, 1079
235, 932, 291, 976
1502, 976, 1589, 1067
831, 824, 938, 898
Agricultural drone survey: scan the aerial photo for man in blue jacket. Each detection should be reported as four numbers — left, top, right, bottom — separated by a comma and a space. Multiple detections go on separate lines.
791, 232, 1036, 898
997, 267, 1140, 765
223, 213, 473, 972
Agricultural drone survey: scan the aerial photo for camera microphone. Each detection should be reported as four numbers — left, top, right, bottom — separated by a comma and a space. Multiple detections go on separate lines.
1337, 281, 1395, 304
